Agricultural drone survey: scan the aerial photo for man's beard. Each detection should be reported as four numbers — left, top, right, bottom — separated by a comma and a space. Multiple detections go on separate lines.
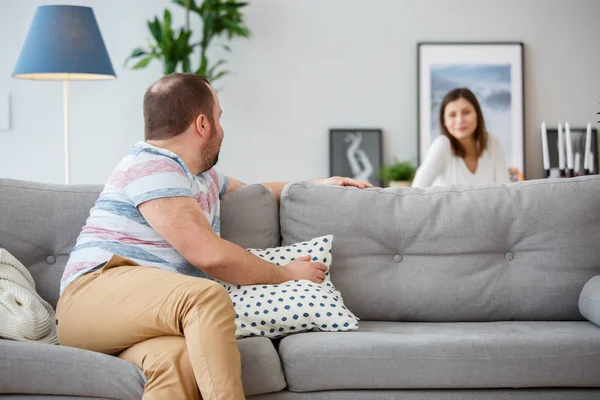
201, 140, 220, 172
200, 126, 221, 172
209, 150, 220, 168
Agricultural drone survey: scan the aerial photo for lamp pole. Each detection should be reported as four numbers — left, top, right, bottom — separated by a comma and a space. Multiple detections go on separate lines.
63, 80, 70, 184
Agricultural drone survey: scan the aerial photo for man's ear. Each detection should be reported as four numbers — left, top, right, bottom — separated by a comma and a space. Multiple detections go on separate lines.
194, 113, 212, 139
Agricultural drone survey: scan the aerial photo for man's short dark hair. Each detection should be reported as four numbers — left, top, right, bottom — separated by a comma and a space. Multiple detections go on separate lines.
143, 73, 214, 141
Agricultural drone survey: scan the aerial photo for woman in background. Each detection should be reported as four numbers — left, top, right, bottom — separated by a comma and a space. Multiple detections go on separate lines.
412, 88, 510, 188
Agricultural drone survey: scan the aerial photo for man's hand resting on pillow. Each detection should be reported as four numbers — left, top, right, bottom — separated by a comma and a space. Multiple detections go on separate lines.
280, 255, 328, 284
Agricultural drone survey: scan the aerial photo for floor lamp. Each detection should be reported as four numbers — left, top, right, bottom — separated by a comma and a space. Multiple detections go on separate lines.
12, 5, 116, 184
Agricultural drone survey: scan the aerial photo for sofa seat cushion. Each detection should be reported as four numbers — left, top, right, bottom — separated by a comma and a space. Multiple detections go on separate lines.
0, 337, 286, 398
0, 339, 145, 398
238, 337, 287, 395
279, 321, 600, 392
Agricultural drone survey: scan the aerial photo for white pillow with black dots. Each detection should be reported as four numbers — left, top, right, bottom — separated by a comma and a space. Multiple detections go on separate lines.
218, 235, 359, 339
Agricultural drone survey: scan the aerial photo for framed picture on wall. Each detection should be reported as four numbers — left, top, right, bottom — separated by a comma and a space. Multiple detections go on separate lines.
417, 42, 525, 177
329, 129, 382, 187
545, 127, 598, 177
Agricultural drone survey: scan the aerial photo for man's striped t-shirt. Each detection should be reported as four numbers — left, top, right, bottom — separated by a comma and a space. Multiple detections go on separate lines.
60, 141, 228, 294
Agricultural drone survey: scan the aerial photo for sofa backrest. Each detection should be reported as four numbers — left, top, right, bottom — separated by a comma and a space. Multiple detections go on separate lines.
280, 177, 600, 322
0, 178, 280, 309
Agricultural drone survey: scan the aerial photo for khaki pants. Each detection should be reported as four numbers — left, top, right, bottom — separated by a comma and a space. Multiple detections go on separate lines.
56, 255, 245, 400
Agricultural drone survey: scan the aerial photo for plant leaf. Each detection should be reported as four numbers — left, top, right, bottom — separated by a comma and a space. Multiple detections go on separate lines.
173, 28, 189, 60
207, 59, 227, 77
164, 60, 177, 75
147, 18, 162, 44
196, 54, 209, 76
130, 48, 147, 58
223, 2, 248, 10
223, 20, 250, 37
161, 9, 174, 56
182, 57, 191, 73
123, 47, 148, 67
174, 0, 201, 13
163, 9, 172, 31
203, 9, 216, 39
210, 69, 230, 82
181, 0, 209, 17
132, 55, 155, 70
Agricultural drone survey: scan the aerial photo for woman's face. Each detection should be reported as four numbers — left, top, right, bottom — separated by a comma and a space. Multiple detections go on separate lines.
443, 97, 477, 141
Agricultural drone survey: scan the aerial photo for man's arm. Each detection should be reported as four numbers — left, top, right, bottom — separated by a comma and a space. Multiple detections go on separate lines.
263, 177, 372, 203
224, 176, 246, 194
225, 176, 373, 203
138, 196, 327, 285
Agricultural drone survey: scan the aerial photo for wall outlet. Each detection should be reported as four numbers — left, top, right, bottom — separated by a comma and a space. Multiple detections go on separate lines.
0, 92, 10, 131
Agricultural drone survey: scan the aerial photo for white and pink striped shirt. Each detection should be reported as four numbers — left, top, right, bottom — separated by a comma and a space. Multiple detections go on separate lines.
60, 142, 228, 294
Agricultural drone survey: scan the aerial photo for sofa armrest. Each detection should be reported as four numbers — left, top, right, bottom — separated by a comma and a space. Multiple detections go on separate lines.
580, 276, 600, 327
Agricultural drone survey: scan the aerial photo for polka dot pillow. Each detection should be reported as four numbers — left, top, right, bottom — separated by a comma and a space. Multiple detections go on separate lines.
219, 235, 359, 339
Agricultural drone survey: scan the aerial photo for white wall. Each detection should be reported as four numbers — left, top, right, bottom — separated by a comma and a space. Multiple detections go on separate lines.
1, 0, 599, 184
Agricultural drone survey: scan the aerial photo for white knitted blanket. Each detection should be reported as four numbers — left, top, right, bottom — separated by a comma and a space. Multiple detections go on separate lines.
0, 248, 58, 344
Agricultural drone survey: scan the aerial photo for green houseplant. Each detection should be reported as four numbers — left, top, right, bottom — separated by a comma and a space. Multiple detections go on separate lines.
124, 0, 250, 82
379, 159, 417, 187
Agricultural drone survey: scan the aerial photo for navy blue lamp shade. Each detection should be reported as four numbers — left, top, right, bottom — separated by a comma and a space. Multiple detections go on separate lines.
13, 5, 115, 80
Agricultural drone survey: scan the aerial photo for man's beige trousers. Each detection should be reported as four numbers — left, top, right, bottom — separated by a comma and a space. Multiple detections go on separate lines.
56, 255, 245, 400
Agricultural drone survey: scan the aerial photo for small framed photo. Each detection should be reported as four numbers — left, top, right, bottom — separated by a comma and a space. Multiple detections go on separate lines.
546, 127, 598, 177
418, 42, 525, 176
329, 129, 382, 187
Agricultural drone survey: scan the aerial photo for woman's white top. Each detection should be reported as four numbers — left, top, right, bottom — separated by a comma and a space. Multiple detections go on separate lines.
412, 134, 510, 188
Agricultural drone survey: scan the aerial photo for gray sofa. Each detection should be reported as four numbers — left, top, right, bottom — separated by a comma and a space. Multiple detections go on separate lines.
1, 176, 600, 399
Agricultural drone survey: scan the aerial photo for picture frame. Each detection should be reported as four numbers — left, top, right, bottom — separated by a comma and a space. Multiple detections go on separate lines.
417, 42, 525, 176
329, 129, 383, 187
545, 127, 598, 177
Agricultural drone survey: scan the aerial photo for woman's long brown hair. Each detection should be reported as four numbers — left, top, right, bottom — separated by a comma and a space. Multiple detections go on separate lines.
439, 88, 488, 158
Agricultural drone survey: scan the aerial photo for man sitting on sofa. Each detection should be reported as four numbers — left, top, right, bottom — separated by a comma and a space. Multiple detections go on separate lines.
55, 72, 372, 400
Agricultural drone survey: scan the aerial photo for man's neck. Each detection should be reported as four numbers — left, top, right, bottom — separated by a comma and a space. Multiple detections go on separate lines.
147, 139, 203, 175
